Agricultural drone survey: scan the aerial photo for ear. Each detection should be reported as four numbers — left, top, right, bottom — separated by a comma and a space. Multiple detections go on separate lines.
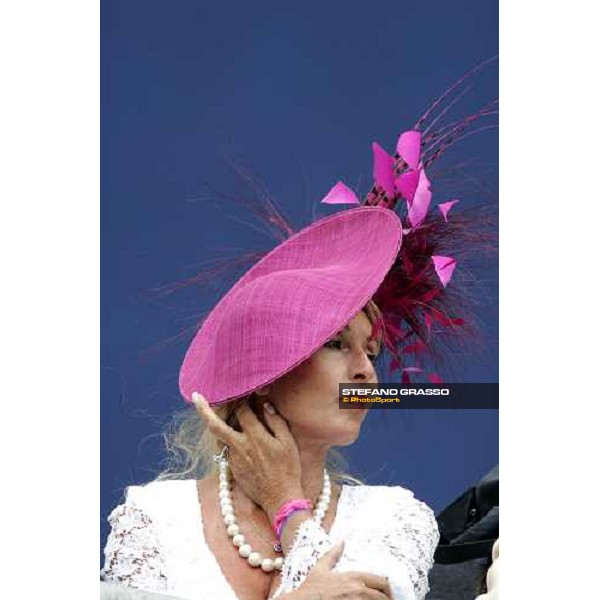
254, 385, 272, 397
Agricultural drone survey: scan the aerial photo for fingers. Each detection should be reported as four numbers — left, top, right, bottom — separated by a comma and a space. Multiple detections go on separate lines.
236, 401, 268, 437
262, 402, 292, 440
346, 572, 392, 597
191, 392, 243, 447
237, 401, 291, 443
315, 540, 345, 571
365, 591, 393, 600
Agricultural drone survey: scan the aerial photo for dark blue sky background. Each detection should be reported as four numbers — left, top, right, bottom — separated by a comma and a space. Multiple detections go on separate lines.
101, 0, 498, 561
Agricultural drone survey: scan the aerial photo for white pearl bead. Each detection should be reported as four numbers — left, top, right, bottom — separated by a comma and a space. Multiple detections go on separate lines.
261, 558, 275, 572
222, 469, 331, 571
248, 551, 262, 567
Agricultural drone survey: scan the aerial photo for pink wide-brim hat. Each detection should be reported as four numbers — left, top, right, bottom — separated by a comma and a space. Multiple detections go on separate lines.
179, 206, 403, 406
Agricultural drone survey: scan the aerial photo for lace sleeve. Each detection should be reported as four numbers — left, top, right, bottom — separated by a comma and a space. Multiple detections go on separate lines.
270, 518, 334, 599
270, 486, 439, 600
100, 499, 169, 594
377, 490, 439, 600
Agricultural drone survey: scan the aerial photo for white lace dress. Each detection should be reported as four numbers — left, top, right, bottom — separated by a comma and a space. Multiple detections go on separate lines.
101, 479, 439, 600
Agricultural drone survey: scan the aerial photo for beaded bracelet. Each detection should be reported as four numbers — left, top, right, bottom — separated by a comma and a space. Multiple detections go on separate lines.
273, 499, 314, 540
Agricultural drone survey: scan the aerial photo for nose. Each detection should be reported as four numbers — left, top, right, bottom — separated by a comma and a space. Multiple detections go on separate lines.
349, 349, 378, 384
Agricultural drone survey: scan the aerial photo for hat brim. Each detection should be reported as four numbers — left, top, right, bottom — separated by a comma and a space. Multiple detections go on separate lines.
179, 206, 402, 405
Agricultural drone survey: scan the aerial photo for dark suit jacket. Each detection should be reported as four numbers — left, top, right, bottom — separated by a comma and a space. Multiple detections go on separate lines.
426, 465, 499, 600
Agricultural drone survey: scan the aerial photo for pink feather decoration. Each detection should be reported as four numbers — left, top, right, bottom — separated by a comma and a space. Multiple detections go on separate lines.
438, 199, 460, 222
396, 130, 422, 170
320, 181, 360, 205
402, 339, 427, 355
432, 255, 457, 288
372, 142, 395, 197
395, 169, 420, 205
407, 169, 432, 228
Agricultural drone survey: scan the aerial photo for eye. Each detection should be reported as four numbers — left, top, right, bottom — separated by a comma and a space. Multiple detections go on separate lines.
368, 352, 381, 364
323, 339, 343, 350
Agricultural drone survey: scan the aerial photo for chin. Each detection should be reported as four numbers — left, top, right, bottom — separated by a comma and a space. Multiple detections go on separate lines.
326, 425, 363, 446
335, 435, 360, 447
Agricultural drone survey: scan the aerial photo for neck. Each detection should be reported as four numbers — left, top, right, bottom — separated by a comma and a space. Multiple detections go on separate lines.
296, 439, 329, 504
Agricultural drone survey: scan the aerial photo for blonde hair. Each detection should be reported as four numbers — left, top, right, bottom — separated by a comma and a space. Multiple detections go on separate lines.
151, 299, 383, 486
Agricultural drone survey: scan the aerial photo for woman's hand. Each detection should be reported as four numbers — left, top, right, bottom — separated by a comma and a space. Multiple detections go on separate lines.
281, 541, 394, 600
475, 539, 499, 600
192, 392, 304, 521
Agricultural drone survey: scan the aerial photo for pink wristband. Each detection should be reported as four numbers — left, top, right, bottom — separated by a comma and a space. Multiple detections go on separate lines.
273, 499, 313, 540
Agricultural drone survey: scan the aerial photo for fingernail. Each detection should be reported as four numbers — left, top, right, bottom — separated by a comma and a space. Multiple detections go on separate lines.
192, 392, 206, 408
264, 402, 275, 415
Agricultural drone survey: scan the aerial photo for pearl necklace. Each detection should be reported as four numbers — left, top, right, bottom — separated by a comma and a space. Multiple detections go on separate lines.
216, 456, 331, 573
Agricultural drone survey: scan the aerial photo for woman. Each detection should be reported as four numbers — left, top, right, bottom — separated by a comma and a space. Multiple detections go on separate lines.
101, 207, 439, 600
101, 63, 497, 600
191, 305, 439, 600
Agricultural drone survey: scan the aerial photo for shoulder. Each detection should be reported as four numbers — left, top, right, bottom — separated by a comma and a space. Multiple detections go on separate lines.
340, 483, 438, 536
124, 478, 197, 503
113, 479, 199, 523
341, 482, 428, 510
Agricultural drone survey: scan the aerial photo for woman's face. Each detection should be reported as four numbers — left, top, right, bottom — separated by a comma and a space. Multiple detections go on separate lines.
257, 310, 380, 448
